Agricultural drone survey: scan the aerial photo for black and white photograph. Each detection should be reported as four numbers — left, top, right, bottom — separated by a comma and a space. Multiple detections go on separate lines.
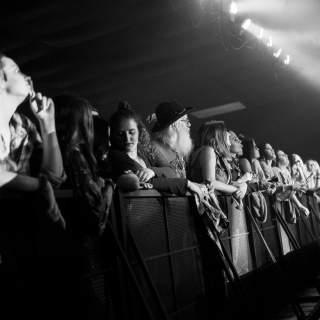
1, 1, 320, 319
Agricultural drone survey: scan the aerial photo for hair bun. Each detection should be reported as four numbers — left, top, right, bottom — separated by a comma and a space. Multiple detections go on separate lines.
118, 100, 133, 112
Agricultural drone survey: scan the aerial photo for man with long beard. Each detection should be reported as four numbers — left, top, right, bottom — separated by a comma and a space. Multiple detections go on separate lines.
150, 101, 193, 178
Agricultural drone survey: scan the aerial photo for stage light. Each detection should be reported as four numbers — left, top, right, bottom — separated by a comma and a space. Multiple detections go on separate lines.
273, 48, 282, 58
241, 18, 252, 30
229, 2, 238, 15
284, 55, 290, 65
267, 36, 273, 47
258, 28, 264, 39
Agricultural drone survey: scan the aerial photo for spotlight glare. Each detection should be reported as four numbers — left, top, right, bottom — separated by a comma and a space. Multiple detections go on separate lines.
229, 2, 238, 15
284, 55, 290, 65
241, 19, 252, 30
273, 48, 282, 58
258, 28, 264, 39
267, 36, 273, 47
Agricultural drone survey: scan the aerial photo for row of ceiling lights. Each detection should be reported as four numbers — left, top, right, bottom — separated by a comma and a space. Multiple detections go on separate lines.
229, 1, 290, 65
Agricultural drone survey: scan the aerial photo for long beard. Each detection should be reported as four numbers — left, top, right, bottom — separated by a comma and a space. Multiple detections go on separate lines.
174, 127, 193, 158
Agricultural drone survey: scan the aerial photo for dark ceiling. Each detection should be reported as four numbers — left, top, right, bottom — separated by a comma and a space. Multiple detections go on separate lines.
2, 0, 320, 160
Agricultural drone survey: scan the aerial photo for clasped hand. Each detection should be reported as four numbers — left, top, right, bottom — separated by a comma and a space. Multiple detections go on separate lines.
135, 168, 155, 182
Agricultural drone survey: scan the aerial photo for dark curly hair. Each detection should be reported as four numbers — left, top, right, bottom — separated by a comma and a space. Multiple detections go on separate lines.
109, 101, 152, 159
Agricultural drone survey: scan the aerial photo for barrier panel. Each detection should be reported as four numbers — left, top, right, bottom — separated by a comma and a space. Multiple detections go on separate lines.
2, 187, 320, 320
307, 193, 320, 238
217, 195, 253, 274
112, 190, 208, 320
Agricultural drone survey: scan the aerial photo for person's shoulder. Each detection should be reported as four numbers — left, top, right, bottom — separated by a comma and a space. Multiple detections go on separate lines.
252, 158, 262, 168
200, 145, 215, 156
260, 159, 267, 167
150, 139, 175, 162
151, 140, 167, 152
193, 145, 215, 165
239, 157, 250, 165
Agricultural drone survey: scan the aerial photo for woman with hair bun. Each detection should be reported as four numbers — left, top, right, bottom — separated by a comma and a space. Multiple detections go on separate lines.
108, 101, 205, 196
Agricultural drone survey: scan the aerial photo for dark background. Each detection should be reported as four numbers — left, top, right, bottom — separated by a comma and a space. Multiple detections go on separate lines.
2, 0, 319, 159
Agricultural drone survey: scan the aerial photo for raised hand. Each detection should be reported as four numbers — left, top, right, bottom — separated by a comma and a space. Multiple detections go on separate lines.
30, 92, 56, 134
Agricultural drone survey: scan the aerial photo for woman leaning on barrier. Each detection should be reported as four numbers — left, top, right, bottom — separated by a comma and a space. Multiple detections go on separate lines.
259, 142, 277, 180
273, 150, 309, 223
187, 121, 247, 200
107, 101, 208, 198
108, 103, 230, 313
228, 131, 253, 186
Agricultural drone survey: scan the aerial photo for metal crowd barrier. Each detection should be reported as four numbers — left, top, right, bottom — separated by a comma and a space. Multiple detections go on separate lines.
218, 191, 320, 278
111, 189, 320, 320
2, 188, 320, 320
111, 189, 207, 320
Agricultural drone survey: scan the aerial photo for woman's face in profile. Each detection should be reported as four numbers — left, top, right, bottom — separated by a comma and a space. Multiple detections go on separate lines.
252, 141, 260, 159
307, 161, 315, 172
292, 154, 303, 167
114, 117, 139, 153
229, 131, 243, 156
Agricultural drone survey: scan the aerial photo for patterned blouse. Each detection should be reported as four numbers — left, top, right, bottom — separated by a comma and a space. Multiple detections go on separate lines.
0, 113, 42, 187
0, 112, 42, 174
66, 146, 112, 235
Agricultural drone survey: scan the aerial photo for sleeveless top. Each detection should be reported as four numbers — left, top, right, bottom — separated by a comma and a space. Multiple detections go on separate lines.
188, 146, 231, 184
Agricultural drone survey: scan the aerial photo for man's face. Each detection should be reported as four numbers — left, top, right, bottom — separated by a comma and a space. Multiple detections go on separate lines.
174, 115, 193, 157
177, 115, 191, 133
0, 56, 31, 99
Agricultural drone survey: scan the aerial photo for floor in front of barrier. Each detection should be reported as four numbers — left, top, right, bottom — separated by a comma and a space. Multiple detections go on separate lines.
274, 287, 320, 320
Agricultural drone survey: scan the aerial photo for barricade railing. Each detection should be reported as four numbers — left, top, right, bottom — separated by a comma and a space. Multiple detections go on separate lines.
215, 190, 320, 320
111, 188, 320, 320
217, 191, 320, 278
111, 189, 208, 320
2, 187, 320, 320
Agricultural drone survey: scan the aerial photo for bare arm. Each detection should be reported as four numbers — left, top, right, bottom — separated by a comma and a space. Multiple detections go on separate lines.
31, 94, 64, 181
200, 146, 238, 194
239, 158, 252, 175
2, 174, 40, 191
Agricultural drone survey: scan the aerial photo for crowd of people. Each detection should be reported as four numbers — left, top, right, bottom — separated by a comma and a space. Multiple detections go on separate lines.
1, 54, 320, 318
